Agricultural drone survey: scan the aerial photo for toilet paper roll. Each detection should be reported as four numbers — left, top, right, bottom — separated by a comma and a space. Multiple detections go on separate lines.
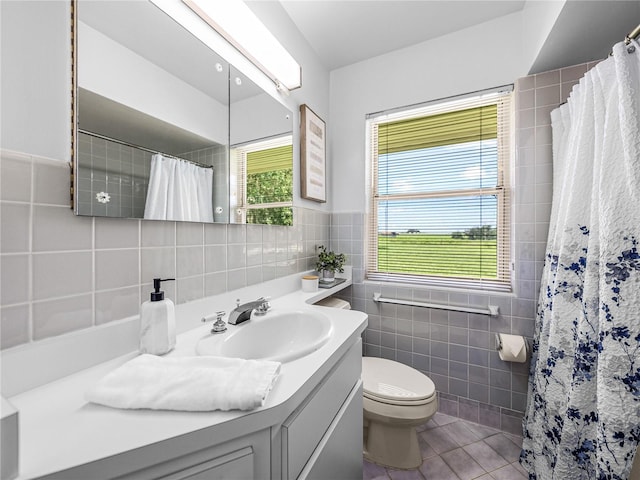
497, 333, 527, 363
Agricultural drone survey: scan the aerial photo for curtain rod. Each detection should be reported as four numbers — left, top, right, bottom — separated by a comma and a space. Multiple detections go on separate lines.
609, 23, 640, 57
626, 23, 640, 44
78, 130, 214, 169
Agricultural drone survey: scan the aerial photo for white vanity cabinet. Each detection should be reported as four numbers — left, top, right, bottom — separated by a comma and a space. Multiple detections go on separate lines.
280, 339, 363, 480
32, 341, 363, 480
9, 278, 368, 480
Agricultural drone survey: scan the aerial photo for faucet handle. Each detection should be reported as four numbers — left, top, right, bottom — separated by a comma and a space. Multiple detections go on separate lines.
255, 297, 271, 316
202, 311, 226, 322
202, 311, 227, 333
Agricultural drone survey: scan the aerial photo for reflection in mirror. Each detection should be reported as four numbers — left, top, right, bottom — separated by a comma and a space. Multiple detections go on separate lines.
229, 66, 294, 225
74, 0, 230, 222
72, 0, 295, 225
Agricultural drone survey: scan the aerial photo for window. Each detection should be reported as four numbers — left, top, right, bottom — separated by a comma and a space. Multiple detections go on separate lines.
231, 135, 293, 225
366, 88, 513, 291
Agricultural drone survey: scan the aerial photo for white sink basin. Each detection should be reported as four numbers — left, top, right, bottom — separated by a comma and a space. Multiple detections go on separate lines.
196, 308, 334, 362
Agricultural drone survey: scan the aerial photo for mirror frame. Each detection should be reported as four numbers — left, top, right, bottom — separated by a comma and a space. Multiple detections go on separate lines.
70, 0, 77, 210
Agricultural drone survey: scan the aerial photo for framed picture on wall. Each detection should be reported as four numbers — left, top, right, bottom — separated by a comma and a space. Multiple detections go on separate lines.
300, 104, 326, 203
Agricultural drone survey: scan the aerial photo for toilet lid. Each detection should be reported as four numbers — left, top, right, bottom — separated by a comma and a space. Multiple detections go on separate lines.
362, 357, 435, 403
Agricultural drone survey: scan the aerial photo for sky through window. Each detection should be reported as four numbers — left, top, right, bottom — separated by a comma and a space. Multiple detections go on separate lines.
377, 139, 498, 234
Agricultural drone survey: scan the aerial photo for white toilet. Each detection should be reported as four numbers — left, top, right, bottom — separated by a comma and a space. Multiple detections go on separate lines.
362, 357, 438, 469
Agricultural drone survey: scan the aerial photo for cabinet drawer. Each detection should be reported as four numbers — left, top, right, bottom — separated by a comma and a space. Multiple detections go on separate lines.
158, 447, 253, 480
282, 339, 361, 480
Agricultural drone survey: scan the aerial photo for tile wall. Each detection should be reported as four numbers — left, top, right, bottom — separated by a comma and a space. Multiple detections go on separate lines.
332, 61, 597, 435
0, 150, 329, 349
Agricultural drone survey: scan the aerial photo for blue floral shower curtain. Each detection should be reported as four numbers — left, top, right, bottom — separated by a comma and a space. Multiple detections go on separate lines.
520, 40, 640, 479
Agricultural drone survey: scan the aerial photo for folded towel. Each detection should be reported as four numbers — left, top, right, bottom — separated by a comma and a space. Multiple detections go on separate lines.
85, 354, 281, 411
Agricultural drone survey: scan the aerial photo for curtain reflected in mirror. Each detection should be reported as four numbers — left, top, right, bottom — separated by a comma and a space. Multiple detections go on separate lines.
144, 154, 214, 222
76, 129, 227, 221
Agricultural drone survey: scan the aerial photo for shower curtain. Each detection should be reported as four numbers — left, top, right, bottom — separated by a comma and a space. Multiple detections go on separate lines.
144, 154, 214, 222
520, 40, 640, 479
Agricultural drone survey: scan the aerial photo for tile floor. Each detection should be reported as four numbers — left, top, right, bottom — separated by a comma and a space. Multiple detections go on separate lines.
363, 412, 527, 480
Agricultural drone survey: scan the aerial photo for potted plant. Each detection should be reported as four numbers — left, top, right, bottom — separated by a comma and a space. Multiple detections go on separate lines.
315, 245, 346, 283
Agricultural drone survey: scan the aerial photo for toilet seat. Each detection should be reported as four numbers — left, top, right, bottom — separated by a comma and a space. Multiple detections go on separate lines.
362, 357, 436, 406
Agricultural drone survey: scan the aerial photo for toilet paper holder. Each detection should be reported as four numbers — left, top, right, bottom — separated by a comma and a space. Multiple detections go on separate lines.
495, 333, 530, 357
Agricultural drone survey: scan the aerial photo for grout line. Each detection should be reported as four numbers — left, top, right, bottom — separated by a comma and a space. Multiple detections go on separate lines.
91, 216, 96, 327
28, 154, 35, 343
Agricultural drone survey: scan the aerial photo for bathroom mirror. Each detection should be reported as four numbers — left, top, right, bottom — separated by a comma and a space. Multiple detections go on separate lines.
229, 65, 294, 225
71, 0, 294, 225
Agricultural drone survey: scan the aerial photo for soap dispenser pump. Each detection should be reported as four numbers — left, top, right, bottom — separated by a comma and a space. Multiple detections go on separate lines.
140, 278, 176, 355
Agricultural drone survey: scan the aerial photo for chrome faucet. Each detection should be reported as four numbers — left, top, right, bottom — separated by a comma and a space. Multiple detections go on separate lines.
228, 297, 271, 325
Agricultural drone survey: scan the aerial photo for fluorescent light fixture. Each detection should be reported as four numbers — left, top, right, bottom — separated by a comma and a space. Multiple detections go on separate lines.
183, 0, 301, 91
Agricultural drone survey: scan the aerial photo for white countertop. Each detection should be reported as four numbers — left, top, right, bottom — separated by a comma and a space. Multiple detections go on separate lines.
8, 277, 367, 479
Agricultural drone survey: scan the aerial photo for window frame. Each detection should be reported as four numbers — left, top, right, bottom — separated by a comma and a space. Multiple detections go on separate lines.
365, 87, 514, 292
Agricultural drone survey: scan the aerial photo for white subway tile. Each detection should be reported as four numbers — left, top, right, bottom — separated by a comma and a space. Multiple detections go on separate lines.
33, 160, 70, 206
32, 205, 92, 252
141, 220, 175, 247
1, 155, 31, 202
33, 252, 92, 300
95, 286, 139, 325
95, 217, 139, 249
205, 245, 227, 273
140, 247, 175, 282
176, 276, 204, 304
176, 246, 204, 278
0, 304, 30, 348
1, 203, 30, 253
176, 222, 204, 246
95, 249, 139, 290
0, 255, 29, 305
33, 294, 92, 340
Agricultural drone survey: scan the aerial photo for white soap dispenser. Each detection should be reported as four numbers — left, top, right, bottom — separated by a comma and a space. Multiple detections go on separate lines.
139, 278, 176, 355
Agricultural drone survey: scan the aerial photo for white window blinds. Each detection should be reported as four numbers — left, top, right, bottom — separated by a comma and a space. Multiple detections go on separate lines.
367, 87, 513, 291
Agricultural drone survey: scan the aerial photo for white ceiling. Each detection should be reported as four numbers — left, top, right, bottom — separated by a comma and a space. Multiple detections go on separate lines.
277, 1, 526, 70
271, 0, 640, 74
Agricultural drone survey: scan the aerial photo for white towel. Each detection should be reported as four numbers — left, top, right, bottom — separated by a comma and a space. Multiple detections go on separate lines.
85, 354, 281, 411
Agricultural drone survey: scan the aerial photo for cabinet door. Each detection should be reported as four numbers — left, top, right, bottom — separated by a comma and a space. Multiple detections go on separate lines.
282, 340, 361, 479
299, 381, 363, 480
159, 447, 254, 480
